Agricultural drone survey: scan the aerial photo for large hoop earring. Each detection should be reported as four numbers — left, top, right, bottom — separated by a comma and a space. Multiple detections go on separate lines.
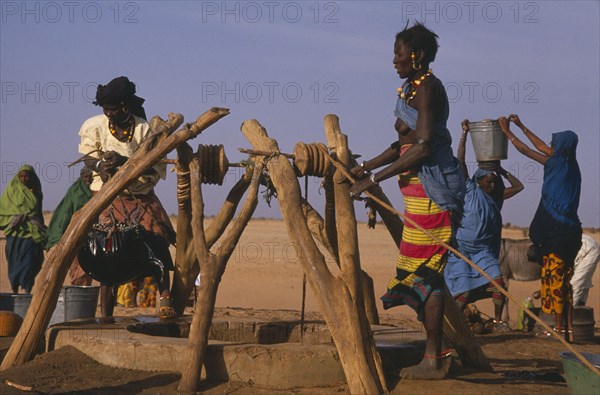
411, 52, 422, 70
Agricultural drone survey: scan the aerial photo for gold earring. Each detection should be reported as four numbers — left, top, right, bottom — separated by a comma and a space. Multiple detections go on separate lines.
411, 52, 422, 70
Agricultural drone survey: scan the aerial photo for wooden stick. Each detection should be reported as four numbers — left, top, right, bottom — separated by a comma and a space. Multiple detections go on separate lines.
3, 379, 33, 391
238, 147, 295, 159
315, 144, 600, 377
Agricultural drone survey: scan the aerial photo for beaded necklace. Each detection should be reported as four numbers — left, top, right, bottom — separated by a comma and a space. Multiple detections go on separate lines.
109, 116, 135, 143
397, 69, 433, 104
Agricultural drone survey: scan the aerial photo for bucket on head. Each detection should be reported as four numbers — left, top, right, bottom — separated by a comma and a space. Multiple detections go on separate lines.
560, 351, 600, 395
468, 120, 508, 161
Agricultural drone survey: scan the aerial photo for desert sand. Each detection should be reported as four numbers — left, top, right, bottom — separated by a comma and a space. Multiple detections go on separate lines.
1, 217, 599, 394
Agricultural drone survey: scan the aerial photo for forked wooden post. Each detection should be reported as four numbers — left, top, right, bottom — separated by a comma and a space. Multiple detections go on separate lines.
241, 119, 387, 394
1, 108, 229, 369
324, 115, 382, 326
171, 143, 255, 315
177, 155, 264, 393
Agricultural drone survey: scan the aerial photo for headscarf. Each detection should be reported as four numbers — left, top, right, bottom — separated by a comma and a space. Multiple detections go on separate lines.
472, 167, 505, 209
45, 176, 93, 249
93, 76, 147, 120
0, 164, 46, 243
541, 130, 581, 226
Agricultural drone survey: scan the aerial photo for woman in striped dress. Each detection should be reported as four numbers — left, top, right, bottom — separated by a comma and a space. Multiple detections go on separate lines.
350, 23, 465, 379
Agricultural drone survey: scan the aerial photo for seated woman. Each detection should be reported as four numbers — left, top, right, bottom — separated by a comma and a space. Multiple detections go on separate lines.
0, 165, 47, 294
444, 120, 524, 330
500, 114, 582, 342
78, 76, 177, 319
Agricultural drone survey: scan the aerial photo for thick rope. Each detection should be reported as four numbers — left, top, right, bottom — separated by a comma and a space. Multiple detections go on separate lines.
314, 144, 599, 376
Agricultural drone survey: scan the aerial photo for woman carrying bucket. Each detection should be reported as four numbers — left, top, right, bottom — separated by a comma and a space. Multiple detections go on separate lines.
444, 119, 524, 331
499, 115, 582, 343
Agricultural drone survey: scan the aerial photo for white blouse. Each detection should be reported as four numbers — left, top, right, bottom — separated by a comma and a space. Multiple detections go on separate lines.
78, 114, 166, 195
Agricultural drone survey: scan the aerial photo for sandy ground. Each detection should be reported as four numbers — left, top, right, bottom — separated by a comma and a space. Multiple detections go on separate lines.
1, 217, 599, 394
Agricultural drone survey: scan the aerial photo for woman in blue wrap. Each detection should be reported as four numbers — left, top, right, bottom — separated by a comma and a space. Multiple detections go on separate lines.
350, 23, 465, 380
499, 115, 582, 342
444, 120, 523, 330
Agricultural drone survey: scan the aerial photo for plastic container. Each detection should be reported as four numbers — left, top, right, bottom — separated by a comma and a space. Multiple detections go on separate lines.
468, 120, 508, 161
560, 351, 600, 395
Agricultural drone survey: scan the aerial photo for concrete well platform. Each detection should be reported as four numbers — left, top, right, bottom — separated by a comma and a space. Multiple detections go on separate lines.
45, 317, 424, 389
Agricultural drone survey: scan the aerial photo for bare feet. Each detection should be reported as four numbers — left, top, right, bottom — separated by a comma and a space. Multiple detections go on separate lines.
400, 354, 452, 380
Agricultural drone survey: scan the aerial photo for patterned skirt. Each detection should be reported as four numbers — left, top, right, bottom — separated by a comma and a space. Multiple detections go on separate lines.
541, 252, 574, 315
380, 173, 451, 313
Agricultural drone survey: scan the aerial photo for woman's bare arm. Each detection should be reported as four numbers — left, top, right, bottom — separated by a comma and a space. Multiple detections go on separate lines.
457, 119, 469, 179
499, 116, 549, 165
509, 114, 553, 157
499, 167, 524, 200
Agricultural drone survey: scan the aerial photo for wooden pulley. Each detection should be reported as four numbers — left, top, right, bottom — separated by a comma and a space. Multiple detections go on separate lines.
293, 142, 329, 177
196, 144, 229, 185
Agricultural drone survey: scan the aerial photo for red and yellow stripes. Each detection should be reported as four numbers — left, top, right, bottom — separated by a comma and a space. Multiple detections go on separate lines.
389, 173, 451, 289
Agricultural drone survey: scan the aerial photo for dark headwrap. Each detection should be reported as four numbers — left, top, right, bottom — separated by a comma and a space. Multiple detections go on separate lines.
540, 130, 581, 226
93, 76, 147, 120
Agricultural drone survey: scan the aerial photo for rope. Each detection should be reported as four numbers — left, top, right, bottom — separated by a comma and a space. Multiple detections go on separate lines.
314, 144, 600, 376
300, 175, 309, 343
67, 149, 104, 167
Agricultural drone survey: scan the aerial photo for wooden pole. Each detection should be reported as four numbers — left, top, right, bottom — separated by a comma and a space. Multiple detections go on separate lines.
323, 115, 381, 326
241, 119, 387, 394
177, 156, 264, 393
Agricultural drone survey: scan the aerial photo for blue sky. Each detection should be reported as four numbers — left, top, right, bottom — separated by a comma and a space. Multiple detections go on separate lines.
1, 1, 598, 227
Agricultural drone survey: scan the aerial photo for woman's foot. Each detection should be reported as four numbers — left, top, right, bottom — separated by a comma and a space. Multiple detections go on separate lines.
491, 319, 511, 333
158, 293, 177, 319
400, 352, 452, 380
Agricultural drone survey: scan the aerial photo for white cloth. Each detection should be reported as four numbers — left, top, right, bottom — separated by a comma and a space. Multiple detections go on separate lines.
78, 114, 166, 195
571, 234, 600, 305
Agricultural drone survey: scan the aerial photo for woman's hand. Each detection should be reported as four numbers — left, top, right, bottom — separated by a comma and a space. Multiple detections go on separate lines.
461, 119, 470, 133
350, 164, 369, 179
498, 116, 510, 132
8, 214, 25, 230
103, 151, 128, 172
508, 114, 523, 128
349, 176, 376, 199
96, 160, 112, 182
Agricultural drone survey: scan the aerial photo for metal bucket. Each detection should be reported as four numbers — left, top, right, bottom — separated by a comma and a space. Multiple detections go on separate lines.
6, 286, 99, 324
572, 306, 595, 343
560, 351, 600, 395
50, 286, 100, 324
468, 120, 508, 161
12, 294, 33, 319
62, 285, 100, 322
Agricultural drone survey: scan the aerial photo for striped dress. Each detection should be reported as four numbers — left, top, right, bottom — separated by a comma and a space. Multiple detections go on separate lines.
381, 147, 452, 312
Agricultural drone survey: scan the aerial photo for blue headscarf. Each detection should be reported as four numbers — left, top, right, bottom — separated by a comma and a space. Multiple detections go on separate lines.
472, 168, 505, 210
541, 131, 581, 226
